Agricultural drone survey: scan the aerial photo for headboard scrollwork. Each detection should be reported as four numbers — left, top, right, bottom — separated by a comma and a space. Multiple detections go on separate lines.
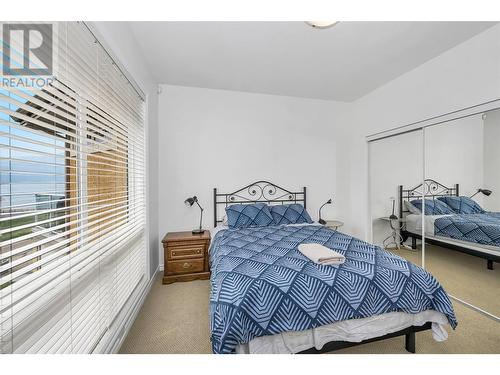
213, 180, 306, 227
399, 179, 459, 218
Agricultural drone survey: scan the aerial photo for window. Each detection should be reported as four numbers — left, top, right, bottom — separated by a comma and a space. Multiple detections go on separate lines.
0, 22, 146, 353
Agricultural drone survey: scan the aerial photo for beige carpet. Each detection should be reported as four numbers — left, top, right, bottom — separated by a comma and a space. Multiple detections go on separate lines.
392, 244, 500, 315
119, 275, 500, 354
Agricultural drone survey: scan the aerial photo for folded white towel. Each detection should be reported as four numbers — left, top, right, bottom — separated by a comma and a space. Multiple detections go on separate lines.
298, 243, 345, 265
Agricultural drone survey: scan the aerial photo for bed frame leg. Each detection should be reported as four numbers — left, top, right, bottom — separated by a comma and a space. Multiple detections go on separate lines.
400, 233, 408, 246
487, 259, 494, 270
405, 332, 416, 353
411, 237, 417, 250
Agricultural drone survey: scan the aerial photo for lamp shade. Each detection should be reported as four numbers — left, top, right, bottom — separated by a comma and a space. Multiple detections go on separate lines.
184, 196, 197, 207
470, 189, 493, 198
479, 189, 492, 196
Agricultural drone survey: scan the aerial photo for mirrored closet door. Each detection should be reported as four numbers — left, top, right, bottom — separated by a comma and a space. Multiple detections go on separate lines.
424, 110, 500, 317
369, 107, 500, 319
369, 130, 424, 267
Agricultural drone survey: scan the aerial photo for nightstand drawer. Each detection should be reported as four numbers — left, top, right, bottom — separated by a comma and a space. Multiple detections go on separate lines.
166, 259, 205, 275
167, 240, 207, 248
167, 243, 205, 260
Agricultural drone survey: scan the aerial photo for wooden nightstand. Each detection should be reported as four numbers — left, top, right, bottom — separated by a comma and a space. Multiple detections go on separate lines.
162, 231, 211, 284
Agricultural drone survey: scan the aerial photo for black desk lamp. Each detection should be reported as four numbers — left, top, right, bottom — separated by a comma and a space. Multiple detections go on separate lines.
318, 198, 332, 225
389, 196, 398, 220
470, 189, 492, 198
184, 196, 204, 234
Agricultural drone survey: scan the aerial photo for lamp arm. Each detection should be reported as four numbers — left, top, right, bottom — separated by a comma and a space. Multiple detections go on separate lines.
196, 201, 204, 232
470, 190, 479, 198
318, 202, 328, 220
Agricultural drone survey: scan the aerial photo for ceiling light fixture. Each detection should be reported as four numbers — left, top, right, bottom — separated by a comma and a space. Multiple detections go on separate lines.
305, 21, 339, 29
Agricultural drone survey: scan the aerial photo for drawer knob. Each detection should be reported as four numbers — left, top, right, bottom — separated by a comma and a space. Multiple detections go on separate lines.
172, 252, 176, 255
182, 262, 191, 269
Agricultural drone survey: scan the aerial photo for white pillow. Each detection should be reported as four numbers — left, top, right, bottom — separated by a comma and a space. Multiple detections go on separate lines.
404, 200, 421, 214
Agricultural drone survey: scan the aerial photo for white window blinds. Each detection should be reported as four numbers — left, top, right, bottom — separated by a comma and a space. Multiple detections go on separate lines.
0, 22, 147, 353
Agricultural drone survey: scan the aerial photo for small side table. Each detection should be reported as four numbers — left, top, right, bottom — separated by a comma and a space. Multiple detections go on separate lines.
162, 231, 211, 284
325, 220, 344, 230
379, 217, 408, 250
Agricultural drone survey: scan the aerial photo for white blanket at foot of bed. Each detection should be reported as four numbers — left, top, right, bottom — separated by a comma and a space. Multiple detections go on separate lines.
235, 310, 449, 354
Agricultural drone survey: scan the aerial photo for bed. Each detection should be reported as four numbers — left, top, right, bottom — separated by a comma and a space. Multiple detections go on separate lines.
209, 181, 457, 354
399, 179, 500, 270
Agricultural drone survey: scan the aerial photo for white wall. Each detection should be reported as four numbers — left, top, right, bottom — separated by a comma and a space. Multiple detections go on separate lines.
156, 23, 500, 249
426, 115, 484, 201
369, 131, 423, 245
158, 85, 348, 257
93, 22, 160, 278
342, 23, 500, 239
484, 109, 500, 211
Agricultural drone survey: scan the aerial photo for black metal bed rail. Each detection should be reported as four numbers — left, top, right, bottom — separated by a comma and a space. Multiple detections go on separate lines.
298, 322, 432, 354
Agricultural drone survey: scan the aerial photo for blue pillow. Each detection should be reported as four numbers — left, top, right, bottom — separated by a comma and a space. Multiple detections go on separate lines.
270, 204, 313, 225
437, 196, 485, 214
225, 203, 274, 229
410, 199, 455, 215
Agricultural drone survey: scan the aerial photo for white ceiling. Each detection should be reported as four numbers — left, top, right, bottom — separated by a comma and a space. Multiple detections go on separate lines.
128, 21, 496, 102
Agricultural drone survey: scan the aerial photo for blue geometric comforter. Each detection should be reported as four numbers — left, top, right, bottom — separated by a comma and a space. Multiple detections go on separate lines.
435, 213, 500, 247
209, 224, 457, 354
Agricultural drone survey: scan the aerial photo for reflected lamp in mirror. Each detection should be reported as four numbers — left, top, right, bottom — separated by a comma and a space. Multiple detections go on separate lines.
470, 189, 493, 198
318, 198, 332, 225
184, 196, 204, 234
389, 196, 398, 219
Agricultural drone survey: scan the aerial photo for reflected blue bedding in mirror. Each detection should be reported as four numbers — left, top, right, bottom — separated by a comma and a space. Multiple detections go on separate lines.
434, 212, 500, 247
437, 196, 485, 214
410, 198, 456, 215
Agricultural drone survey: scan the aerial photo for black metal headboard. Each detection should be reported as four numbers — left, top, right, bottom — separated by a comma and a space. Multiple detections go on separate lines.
399, 179, 459, 218
213, 180, 306, 227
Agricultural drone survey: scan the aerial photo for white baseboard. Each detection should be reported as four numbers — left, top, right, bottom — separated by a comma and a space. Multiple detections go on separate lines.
110, 266, 160, 353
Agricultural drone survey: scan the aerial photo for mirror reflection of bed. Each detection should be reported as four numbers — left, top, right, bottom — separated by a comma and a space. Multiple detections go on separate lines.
371, 108, 500, 318
397, 179, 500, 316
423, 111, 499, 317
